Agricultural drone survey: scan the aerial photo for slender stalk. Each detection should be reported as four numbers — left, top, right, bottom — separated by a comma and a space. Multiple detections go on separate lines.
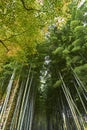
66, 87, 84, 128
74, 82, 87, 115
3, 76, 20, 130
10, 81, 24, 130
0, 68, 16, 120
16, 66, 31, 130
71, 66, 87, 99
19, 75, 33, 130
59, 72, 82, 130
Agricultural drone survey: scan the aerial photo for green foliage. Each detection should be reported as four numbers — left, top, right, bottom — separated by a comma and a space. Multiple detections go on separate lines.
70, 20, 81, 30
71, 46, 81, 52
74, 64, 87, 74
0, 1, 87, 129
63, 48, 70, 56
72, 56, 81, 64
34, 1, 87, 121
72, 39, 82, 47
53, 80, 62, 88
53, 47, 63, 55
74, 26, 86, 38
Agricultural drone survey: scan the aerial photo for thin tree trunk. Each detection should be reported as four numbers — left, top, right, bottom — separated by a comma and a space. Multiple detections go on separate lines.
16, 66, 31, 130
10, 81, 24, 130
0, 68, 16, 120
59, 72, 82, 130
19, 75, 33, 130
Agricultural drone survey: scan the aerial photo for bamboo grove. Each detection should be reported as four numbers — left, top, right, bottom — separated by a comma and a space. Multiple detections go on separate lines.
0, 0, 87, 130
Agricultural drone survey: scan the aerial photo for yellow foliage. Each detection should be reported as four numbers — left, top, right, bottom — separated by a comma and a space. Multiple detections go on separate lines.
7, 45, 21, 57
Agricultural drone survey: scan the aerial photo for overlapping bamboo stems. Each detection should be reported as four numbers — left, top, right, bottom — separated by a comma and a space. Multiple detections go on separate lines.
19, 74, 33, 130
10, 65, 36, 130
2, 76, 20, 130
74, 82, 87, 116
16, 66, 32, 130
60, 92, 71, 130
18, 76, 35, 130
0, 68, 16, 121
71, 66, 87, 115
22, 97, 30, 130
24, 98, 31, 130
10, 81, 25, 130
66, 85, 84, 129
71, 66, 87, 100
59, 72, 82, 130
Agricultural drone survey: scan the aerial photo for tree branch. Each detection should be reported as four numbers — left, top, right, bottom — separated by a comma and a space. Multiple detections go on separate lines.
0, 30, 28, 52
3, 29, 29, 42
20, 0, 41, 12
0, 40, 9, 51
